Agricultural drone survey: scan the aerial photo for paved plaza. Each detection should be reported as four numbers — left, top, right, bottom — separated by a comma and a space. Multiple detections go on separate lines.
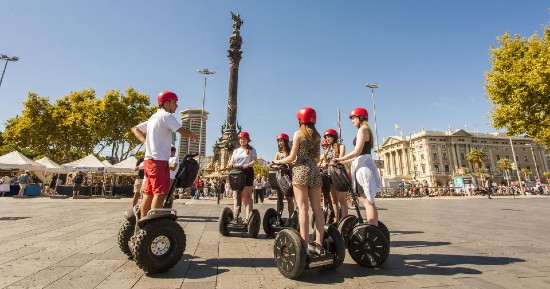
0, 195, 549, 289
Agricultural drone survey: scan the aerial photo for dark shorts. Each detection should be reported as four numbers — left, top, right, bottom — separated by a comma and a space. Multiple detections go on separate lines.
244, 167, 254, 187
73, 183, 82, 191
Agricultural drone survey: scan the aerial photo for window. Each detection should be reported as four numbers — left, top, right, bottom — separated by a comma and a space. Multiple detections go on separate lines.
434, 165, 440, 173
515, 155, 519, 161
444, 165, 450, 172
486, 166, 491, 173
432, 153, 438, 160
421, 164, 426, 173
495, 147, 499, 151
441, 144, 447, 149
431, 144, 436, 150
483, 146, 487, 150
460, 153, 465, 160
442, 153, 448, 160
496, 155, 500, 161
421, 154, 425, 160
524, 156, 528, 162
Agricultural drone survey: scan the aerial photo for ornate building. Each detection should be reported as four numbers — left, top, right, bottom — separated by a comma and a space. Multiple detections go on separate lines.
378, 129, 549, 187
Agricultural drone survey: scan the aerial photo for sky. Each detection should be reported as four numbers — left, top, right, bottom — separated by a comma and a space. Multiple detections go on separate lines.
1, 1, 548, 161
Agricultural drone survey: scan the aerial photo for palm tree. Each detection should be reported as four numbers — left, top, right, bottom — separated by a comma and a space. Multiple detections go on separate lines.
466, 148, 487, 187
544, 171, 550, 183
520, 168, 532, 182
497, 158, 513, 188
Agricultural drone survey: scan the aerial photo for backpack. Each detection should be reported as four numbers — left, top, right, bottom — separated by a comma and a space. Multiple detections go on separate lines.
175, 157, 199, 188
328, 164, 352, 192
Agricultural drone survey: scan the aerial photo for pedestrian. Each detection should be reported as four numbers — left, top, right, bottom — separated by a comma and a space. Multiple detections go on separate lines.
166, 146, 178, 207
131, 91, 198, 219
72, 171, 84, 198
227, 131, 257, 222
319, 128, 347, 224
0, 175, 11, 197
48, 174, 58, 194
132, 156, 145, 207
273, 107, 325, 255
253, 174, 263, 204
17, 170, 31, 196
333, 107, 383, 228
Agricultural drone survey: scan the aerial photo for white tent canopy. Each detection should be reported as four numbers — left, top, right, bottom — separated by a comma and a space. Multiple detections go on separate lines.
35, 157, 61, 172
102, 160, 113, 167
110, 156, 138, 174
0, 151, 46, 171
61, 154, 106, 172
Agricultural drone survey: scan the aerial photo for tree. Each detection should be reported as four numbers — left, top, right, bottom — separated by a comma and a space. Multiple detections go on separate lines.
497, 158, 513, 186
485, 25, 550, 148
466, 148, 487, 186
543, 171, 550, 183
253, 163, 269, 178
521, 168, 532, 181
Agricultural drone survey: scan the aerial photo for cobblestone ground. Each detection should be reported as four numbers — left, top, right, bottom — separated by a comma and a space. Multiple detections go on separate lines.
0, 195, 549, 289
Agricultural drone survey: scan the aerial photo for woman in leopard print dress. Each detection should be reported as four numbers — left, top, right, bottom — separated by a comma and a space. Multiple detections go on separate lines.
273, 107, 325, 254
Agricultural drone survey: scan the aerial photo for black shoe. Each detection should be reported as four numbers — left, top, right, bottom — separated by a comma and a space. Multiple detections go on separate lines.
307, 242, 326, 256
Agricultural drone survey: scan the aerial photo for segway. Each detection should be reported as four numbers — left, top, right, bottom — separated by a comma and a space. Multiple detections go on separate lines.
330, 163, 390, 267
117, 153, 199, 274
218, 165, 261, 238
263, 164, 299, 237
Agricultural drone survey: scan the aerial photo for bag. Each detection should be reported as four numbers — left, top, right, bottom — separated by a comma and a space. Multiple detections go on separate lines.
328, 164, 352, 191
228, 169, 246, 191
268, 166, 292, 195
175, 157, 199, 188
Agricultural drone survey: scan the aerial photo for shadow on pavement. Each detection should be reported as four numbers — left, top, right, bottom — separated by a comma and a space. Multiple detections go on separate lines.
391, 240, 451, 248
177, 215, 217, 222
339, 253, 525, 278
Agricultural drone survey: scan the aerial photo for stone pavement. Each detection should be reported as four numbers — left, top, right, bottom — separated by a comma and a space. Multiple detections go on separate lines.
0, 195, 549, 289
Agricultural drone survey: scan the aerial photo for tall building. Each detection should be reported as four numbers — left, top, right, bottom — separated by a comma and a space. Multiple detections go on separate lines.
378, 129, 550, 187
179, 109, 208, 158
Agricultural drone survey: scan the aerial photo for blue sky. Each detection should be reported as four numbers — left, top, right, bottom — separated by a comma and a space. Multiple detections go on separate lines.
1, 1, 548, 160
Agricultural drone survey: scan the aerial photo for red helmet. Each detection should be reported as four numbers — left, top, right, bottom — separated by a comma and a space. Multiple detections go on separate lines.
157, 91, 178, 106
238, 131, 251, 141
276, 133, 289, 141
321, 139, 329, 147
349, 107, 368, 120
323, 128, 338, 138
296, 107, 316, 124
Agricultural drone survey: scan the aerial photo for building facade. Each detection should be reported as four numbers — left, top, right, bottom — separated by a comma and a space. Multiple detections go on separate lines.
378, 129, 549, 187
178, 109, 208, 159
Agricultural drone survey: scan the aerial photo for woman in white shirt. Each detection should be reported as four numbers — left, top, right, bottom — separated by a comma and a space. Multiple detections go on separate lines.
227, 131, 257, 221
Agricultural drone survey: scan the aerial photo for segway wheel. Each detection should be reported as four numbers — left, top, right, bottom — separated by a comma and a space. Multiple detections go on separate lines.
322, 224, 345, 270
248, 209, 261, 238
133, 219, 186, 274
274, 229, 306, 279
117, 217, 136, 259
337, 215, 358, 248
348, 224, 389, 267
219, 207, 233, 236
262, 208, 278, 237
377, 220, 390, 242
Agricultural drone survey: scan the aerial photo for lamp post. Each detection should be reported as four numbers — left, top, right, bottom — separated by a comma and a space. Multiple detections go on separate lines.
509, 136, 524, 195
0, 54, 19, 89
197, 68, 216, 201
365, 83, 384, 192
526, 143, 541, 182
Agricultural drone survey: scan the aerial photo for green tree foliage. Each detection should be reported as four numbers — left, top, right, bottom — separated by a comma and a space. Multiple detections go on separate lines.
543, 171, 550, 182
485, 25, 550, 147
253, 163, 269, 178
521, 168, 532, 181
3, 88, 153, 163
466, 148, 487, 184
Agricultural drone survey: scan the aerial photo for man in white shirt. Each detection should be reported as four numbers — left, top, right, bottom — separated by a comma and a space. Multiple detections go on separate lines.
132, 91, 197, 219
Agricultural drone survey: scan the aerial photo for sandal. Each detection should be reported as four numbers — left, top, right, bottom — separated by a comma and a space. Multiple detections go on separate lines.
307, 242, 326, 255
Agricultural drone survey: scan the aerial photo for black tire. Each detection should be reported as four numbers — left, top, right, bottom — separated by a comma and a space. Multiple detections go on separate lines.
274, 229, 306, 279
262, 208, 278, 237
377, 220, 390, 242
133, 218, 186, 274
337, 215, 358, 248
248, 209, 261, 238
347, 224, 389, 267
322, 224, 345, 270
219, 207, 233, 236
117, 217, 136, 259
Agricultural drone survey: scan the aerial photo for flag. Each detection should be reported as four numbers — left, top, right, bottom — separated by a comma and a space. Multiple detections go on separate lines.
395, 124, 402, 131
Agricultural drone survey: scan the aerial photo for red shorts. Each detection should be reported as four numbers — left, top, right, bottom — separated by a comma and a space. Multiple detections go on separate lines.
143, 159, 170, 196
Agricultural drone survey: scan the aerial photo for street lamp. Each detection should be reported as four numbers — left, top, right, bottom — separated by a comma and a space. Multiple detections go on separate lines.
509, 136, 524, 194
365, 83, 384, 190
526, 143, 541, 182
0, 54, 19, 89
365, 83, 381, 159
196, 69, 216, 160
